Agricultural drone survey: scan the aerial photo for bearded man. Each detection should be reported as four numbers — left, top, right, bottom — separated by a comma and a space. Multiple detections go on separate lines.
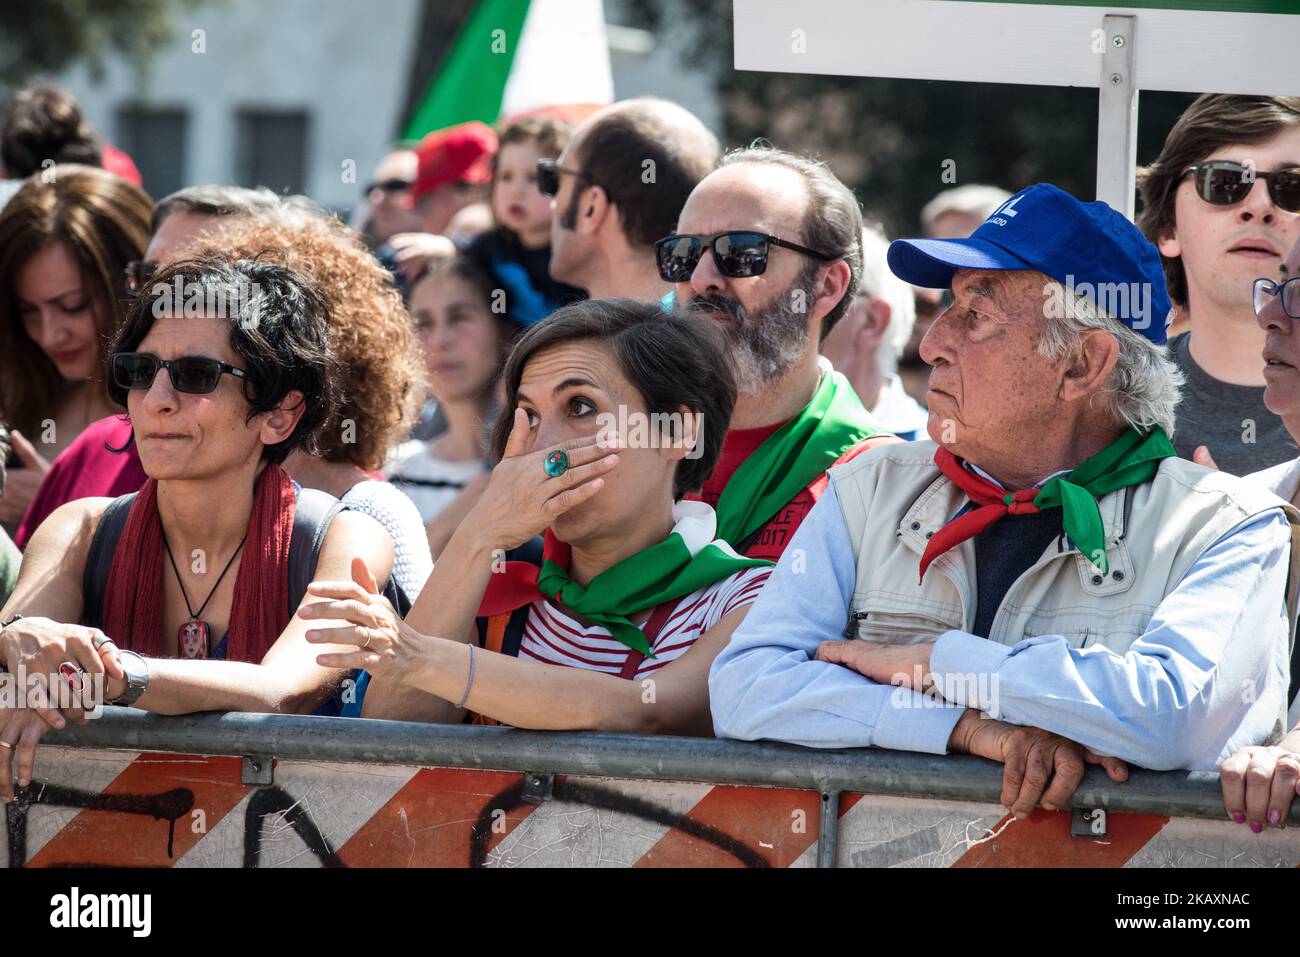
663, 147, 898, 559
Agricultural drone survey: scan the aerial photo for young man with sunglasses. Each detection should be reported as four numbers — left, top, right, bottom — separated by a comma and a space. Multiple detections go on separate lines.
546, 97, 719, 302
1138, 94, 1300, 475
662, 147, 899, 560
0, 256, 393, 801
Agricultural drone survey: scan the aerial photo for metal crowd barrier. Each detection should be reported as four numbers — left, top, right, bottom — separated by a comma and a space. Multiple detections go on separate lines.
28, 707, 1289, 869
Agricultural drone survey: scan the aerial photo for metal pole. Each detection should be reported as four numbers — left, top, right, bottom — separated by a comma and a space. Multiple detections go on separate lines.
1096, 14, 1138, 218
817, 790, 840, 868
43, 708, 1298, 824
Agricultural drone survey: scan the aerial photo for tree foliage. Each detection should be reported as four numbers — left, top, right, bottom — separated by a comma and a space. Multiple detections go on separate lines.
0, 0, 210, 89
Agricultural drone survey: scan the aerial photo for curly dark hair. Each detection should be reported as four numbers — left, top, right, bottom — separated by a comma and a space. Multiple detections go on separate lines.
107, 255, 340, 465
192, 213, 426, 470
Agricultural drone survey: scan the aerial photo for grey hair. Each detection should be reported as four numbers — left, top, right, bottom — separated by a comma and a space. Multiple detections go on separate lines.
150, 185, 324, 235
855, 221, 916, 375
1036, 280, 1182, 437
719, 145, 864, 337
920, 184, 1012, 234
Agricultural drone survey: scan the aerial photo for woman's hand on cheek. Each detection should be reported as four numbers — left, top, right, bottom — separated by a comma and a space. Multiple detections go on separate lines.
466, 409, 622, 552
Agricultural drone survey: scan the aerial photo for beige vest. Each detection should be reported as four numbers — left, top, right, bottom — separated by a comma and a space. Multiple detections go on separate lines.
828, 441, 1300, 673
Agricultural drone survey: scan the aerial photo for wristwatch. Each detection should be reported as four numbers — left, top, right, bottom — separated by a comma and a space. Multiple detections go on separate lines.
109, 650, 150, 706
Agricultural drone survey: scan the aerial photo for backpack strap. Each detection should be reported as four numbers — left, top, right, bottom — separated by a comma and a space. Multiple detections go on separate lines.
288, 487, 346, 616
618, 597, 682, 680
81, 492, 137, 630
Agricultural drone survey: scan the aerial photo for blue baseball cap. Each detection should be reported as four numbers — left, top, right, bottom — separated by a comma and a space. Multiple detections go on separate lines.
887, 183, 1173, 346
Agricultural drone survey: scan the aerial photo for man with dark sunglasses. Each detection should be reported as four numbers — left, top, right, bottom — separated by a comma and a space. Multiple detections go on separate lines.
547, 97, 719, 302
668, 146, 899, 561
1137, 94, 1300, 475
359, 148, 420, 248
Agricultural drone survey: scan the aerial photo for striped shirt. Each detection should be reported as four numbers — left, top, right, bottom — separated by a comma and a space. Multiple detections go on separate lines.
517, 566, 772, 679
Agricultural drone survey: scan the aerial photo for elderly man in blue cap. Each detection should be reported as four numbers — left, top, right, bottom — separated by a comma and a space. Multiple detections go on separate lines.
710, 184, 1300, 817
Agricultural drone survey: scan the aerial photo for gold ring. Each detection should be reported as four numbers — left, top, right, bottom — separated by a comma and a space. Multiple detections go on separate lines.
361, 632, 372, 650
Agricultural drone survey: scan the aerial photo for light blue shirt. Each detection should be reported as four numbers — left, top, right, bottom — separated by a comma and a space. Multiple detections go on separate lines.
709, 482, 1293, 771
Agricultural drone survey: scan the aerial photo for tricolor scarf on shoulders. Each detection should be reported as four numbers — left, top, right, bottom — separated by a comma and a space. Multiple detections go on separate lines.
712, 364, 883, 548
101, 463, 297, 662
918, 427, 1176, 581
478, 500, 773, 656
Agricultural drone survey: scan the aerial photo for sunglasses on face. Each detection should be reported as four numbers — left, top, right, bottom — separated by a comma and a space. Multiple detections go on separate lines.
124, 260, 157, 297
365, 178, 412, 195
535, 158, 591, 198
1254, 276, 1300, 320
655, 231, 835, 283
111, 352, 249, 395
1182, 161, 1300, 213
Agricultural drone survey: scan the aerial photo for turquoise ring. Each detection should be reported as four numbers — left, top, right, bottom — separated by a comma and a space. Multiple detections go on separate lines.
543, 449, 569, 478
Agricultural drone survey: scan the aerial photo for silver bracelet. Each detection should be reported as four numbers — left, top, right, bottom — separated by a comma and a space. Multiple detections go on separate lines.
455, 644, 477, 709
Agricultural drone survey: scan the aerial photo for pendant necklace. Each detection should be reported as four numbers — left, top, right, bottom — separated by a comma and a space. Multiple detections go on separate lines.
162, 532, 247, 659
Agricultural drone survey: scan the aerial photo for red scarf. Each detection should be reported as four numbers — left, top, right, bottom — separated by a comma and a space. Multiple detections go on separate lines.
101, 464, 297, 662
478, 532, 569, 616
917, 448, 1046, 581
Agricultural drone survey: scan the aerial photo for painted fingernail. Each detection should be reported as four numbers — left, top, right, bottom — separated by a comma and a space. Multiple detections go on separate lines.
1270, 810, 1281, 825
1250, 821, 1263, 833
1232, 812, 1246, 823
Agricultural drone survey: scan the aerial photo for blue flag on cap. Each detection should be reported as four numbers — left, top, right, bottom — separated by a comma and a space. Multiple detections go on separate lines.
887, 183, 1173, 346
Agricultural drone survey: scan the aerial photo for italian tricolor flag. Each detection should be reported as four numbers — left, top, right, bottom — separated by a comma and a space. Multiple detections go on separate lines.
403, 0, 614, 139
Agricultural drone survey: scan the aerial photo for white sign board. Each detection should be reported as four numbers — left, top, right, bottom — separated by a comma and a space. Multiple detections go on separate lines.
733, 0, 1300, 216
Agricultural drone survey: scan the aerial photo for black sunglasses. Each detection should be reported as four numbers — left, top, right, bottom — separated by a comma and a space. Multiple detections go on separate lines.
1254, 276, 1300, 320
655, 231, 835, 283
535, 158, 593, 198
365, 178, 412, 195
1182, 161, 1300, 213
124, 260, 157, 297
111, 352, 249, 395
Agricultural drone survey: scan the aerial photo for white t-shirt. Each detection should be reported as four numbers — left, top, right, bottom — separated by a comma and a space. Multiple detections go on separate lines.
517, 565, 771, 679
385, 439, 485, 525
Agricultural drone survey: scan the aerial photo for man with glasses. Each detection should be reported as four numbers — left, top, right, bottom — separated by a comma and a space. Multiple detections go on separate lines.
1137, 94, 1300, 475
358, 148, 420, 248
546, 97, 718, 302
662, 147, 898, 560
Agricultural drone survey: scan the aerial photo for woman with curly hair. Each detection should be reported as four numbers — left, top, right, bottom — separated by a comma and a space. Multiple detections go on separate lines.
0, 165, 152, 531
194, 209, 433, 597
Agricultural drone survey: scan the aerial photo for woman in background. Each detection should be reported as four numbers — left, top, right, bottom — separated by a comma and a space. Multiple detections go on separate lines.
387, 256, 518, 533
0, 165, 151, 530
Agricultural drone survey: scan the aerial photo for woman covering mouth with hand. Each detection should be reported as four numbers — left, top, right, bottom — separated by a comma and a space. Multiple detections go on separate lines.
301, 299, 775, 735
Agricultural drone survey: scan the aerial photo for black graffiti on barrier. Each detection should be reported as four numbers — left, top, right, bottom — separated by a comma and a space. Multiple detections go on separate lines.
11, 773, 772, 868
6, 782, 194, 867
7, 781, 342, 868
242, 785, 343, 868
468, 777, 771, 868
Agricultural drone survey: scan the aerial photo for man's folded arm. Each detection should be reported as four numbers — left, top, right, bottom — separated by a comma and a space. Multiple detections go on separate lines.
709, 484, 965, 752
929, 509, 1294, 770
